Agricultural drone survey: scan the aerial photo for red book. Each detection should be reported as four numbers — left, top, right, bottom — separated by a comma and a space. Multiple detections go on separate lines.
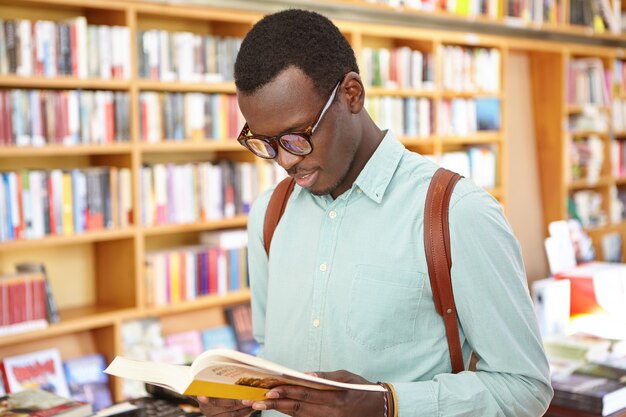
1, 348, 70, 397
105, 95, 114, 144
208, 247, 218, 294
554, 262, 626, 316
47, 175, 56, 236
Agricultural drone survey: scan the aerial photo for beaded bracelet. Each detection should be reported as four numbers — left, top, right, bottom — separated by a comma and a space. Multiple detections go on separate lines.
377, 382, 391, 417
386, 382, 398, 417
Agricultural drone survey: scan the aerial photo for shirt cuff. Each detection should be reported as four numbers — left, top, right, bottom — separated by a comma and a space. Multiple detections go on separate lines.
392, 380, 438, 417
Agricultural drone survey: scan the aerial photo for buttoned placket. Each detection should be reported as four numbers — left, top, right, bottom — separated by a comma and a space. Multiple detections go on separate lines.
305, 193, 349, 371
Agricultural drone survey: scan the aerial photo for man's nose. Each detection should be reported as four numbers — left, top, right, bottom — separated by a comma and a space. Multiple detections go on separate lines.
275, 146, 304, 171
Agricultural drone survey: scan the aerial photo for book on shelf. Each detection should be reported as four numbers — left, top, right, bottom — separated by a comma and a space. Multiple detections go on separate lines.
0, 271, 48, 337
0, 389, 93, 417
63, 354, 113, 412
105, 348, 385, 401
225, 304, 259, 356
201, 325, 238, 351
164, 331, 204, 365
15, 262, 59, 324
0, 348, 70, 398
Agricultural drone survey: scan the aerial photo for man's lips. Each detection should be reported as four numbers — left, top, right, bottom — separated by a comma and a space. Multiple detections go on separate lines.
292, 170, 320, 188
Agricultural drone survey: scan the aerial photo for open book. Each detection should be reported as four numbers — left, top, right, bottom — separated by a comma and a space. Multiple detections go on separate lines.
105, 349, 385, 401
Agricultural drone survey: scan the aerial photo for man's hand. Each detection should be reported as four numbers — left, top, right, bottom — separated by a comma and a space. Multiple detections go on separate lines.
242, 370, 385, 417
197, 396, 254, 417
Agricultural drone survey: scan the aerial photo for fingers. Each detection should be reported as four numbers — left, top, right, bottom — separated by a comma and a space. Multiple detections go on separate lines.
196, 396, 253, 417
249, 398, 313, 416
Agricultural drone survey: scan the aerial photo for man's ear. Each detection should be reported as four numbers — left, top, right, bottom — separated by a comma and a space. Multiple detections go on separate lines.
342, 72, 365, 114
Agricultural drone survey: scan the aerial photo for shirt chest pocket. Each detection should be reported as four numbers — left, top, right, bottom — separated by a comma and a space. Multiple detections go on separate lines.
346, 264, 426, 351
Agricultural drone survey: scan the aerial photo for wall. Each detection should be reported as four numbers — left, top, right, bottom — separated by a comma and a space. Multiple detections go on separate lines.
505, 52, 551, 284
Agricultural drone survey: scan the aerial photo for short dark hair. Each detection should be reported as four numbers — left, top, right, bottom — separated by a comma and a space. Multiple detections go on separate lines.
234, 9, 359, 97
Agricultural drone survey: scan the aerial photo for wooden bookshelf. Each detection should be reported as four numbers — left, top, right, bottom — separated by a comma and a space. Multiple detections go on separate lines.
0, 0, 620, 406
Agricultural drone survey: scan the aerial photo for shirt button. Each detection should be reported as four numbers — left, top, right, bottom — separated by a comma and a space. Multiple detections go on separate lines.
357, 188, 363, 194
319, 263, 327, 272
329, 210, 337, 219
313, 319, 320, 327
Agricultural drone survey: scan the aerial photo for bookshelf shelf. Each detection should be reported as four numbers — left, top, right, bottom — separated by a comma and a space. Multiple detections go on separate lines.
141, 216, 248, 236
440, 132, 502, 144
0, 305, 133, 349
568, 177, 612, 190
569, 131, 610, 138
0, 144, 134, 157
136, 80, 237, 94
0, 228, 136, 251
367, 87, 437, 97
440, 91, 504, 99
567, 105, 611, 114
144, 289, 251, 317
139, 141, 244, 153
0, 75, 131, 90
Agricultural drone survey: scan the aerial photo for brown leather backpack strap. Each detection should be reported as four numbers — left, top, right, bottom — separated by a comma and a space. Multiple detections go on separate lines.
424, 167, 464, 374
263, 177, 296, 255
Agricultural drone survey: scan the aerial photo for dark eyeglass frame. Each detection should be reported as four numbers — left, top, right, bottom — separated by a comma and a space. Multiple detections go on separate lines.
237, 80, 342, 159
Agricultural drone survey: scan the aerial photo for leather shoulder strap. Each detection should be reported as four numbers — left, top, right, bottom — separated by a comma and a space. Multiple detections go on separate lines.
424, 167, 464, 373
263, 177, 296, 255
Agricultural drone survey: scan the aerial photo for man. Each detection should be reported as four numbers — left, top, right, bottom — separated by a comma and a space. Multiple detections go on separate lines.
198, 8, 553, 417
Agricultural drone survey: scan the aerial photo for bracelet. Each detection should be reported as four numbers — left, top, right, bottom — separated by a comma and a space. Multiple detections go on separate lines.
377, 382, 391, 417
386, 382, 398, 417
377, 382, 397, 417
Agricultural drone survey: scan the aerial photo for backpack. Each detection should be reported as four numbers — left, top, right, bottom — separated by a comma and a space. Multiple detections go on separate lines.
262, 167, 464, 373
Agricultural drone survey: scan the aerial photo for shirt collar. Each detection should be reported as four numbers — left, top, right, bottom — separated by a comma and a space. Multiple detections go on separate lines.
290, 130, 404, 203
353, 130, 404, 204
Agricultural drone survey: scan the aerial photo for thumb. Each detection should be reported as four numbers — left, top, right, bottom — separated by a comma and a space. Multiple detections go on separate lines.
305, 371, 320, 378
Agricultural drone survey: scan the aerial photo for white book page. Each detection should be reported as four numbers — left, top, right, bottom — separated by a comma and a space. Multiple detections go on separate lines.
105, 357, 191, 394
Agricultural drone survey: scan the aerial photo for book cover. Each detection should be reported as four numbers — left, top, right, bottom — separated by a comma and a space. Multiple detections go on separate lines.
15, 262, 60, 324
551, 370, 626, 416
0, 388, 92, 417
1, 349, 70, 398
63, 354, 112, 412
105, 348, 385, 401
201, 325, 238, 351
164, 330, 204, 365
225, 304, 259, 356
475, 97, 501, 131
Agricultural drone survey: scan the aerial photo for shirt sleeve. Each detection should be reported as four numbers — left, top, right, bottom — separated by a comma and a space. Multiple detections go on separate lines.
393, 185, 553, 417
246, 187, 274, 353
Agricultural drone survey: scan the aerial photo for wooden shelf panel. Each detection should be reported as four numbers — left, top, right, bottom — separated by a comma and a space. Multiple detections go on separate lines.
0, 305, 133, 348
0, 75, 131, 90
569, 131, 610, 138
568, 176, 612, 190
140, 141, 244, 153
141, 216, 248, 236
366, 87, 436, 97
441, 91, 503, 99
567, 105, 611, 114
0, 290, 251, 348
143, 289, 251, 317
0, 144, 133, 157
137, 80, 237, 93
0, 228, 136, 251
440, 132, 502, 144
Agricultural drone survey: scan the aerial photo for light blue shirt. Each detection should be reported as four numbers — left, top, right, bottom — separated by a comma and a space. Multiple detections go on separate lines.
247, 131, 553, 417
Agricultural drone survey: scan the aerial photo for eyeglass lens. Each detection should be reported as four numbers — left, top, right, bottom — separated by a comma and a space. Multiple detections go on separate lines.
246, 134, 312, 158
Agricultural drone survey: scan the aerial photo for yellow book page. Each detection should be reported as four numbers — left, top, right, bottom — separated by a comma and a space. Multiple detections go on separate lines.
184, 380, 269, 401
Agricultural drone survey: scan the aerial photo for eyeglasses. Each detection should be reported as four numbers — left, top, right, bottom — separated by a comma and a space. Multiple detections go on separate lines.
237, 80, 341, 159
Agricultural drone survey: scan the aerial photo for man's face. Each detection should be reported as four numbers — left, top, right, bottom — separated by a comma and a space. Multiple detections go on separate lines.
237, 67, 359, 197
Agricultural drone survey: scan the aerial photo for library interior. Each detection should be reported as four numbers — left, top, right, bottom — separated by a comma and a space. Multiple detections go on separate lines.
0, 0, 625, 416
